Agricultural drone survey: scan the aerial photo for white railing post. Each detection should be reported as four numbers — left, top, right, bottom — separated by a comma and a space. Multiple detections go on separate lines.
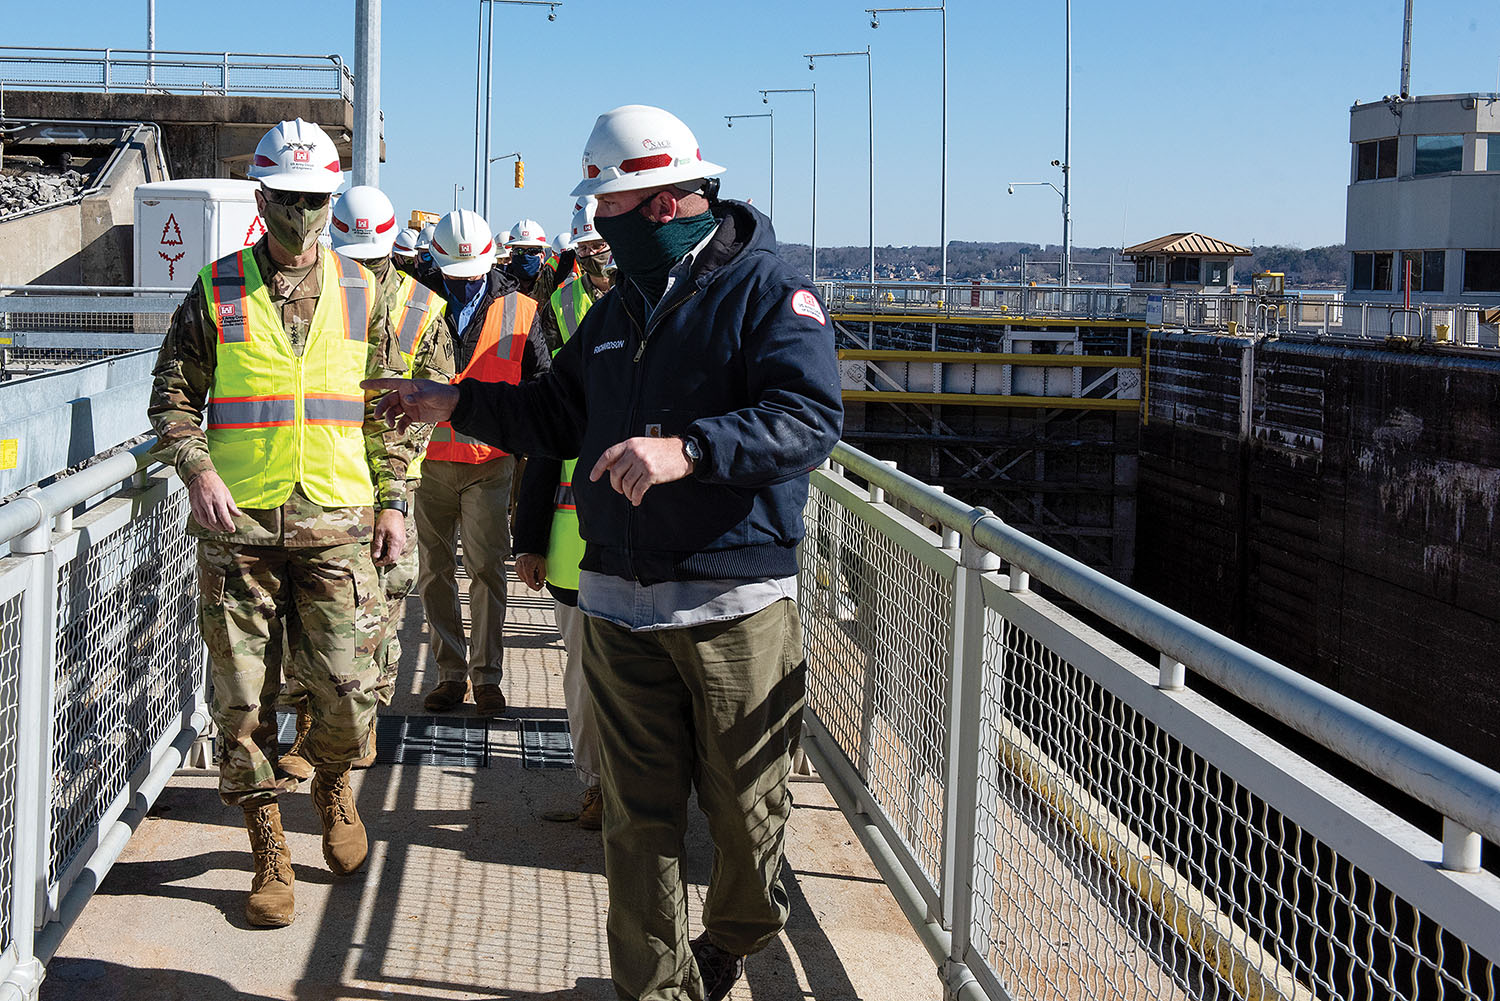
942, 535, 999, 977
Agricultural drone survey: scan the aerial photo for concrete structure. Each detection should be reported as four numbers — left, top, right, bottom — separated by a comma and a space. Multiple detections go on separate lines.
1346, 93, 1500, 303
0, 122, 168, 286
2, 91, 379, 181
1122, 232, 1250, 293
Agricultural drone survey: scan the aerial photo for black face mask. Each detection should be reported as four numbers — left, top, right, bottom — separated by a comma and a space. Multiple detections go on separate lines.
591, 202, 716, 300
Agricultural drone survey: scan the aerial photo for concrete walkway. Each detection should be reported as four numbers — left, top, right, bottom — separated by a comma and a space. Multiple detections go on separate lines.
41, 562, 941, 1000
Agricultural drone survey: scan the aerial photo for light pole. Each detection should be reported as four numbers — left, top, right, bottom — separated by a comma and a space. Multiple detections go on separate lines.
806, 46, 874, 286
474, 1, 560, 220
1063, 0, 1073, 289
867, 4, 946, 287
760, 86, 817, 281
453, 183, 465, 211
724, 112, 774, 223
1006, 178, 1069, 285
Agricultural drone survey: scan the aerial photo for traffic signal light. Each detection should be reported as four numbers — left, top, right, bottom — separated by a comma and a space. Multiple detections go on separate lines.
514, 160, 525, 189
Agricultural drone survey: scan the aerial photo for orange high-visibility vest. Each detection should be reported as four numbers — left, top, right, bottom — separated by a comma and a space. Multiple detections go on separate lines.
426, 291, 537, 464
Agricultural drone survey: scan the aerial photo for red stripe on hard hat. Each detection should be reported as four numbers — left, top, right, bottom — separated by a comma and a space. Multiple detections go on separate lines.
617, 153, 673, 174
433, 240, 448, 255
331, 216, 350, 232
253, 154, 277, 167
480, 240, 493, 255
324, 161, 340, 173
375, 216, 396, 235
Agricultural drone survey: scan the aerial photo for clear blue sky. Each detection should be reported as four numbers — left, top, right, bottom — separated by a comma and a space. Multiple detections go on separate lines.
8, 1, 1499, 250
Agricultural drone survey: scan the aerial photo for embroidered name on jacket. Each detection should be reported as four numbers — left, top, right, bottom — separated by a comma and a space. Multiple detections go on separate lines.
593, 339, 626, 355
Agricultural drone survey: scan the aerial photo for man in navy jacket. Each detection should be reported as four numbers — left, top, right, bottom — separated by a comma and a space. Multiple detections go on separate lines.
367, 104, 841, 1001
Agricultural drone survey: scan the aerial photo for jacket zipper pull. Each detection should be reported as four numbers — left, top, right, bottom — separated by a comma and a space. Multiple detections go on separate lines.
633, 339, 647, 362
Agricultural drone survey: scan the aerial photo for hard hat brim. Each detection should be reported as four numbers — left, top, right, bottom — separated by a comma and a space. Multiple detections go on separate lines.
255, 171, 343, 195
506, 239, 549, 249
438, 256, 494, 279
332, 239, 395, 260
569, 159, 726, 198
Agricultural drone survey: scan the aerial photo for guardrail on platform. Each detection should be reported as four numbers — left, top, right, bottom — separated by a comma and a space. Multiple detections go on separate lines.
0, 442, 206, 1001
0, 47, 353, 101
816, 281, 1499, 347
0, 287, 178, 380
798, 442, 1500, 1001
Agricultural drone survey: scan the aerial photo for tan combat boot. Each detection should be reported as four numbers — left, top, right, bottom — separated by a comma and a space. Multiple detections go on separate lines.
277, 706, 315, 782
311, 765, 368, 875
242, 801, 295, 927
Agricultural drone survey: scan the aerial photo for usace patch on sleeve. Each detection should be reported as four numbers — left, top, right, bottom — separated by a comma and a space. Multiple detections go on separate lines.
790, 289, 826, 326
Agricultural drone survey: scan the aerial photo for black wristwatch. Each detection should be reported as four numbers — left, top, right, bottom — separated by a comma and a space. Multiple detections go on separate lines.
681, 435, 703, 470
378, 499, 409, 515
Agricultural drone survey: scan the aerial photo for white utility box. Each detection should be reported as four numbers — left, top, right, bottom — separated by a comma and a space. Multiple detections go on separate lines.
134, 179, 266, 289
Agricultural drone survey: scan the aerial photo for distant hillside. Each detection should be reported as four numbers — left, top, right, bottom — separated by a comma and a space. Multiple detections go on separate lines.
776, 240, 1348, 287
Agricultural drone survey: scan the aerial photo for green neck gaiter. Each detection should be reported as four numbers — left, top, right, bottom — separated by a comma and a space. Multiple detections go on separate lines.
593, 206, 716, 303
263, 200, 330, 256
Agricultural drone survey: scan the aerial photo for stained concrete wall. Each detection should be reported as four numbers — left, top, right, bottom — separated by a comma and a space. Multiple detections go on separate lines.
1137, 331, 1500, 768
0, 135, 161, 285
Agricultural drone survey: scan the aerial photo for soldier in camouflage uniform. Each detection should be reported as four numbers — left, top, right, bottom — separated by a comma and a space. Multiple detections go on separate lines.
273, 187, 455, 776
148, 120, 411, 928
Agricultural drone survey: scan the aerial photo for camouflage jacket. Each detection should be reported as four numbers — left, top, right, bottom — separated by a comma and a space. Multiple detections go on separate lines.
148, 240, 410, 547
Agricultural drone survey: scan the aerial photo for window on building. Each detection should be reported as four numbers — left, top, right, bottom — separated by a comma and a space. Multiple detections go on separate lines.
1488, 140, 1500, 172
1414, 134, 1464, 175
1464, 251, 1500, 293
1135, 257, 1158, 283
1353, 252, 1395, 291
1206, 261, 1228, 286
1353, 253, 1374, 290
1424, 251, 1446, 293
1167, 256, 1201, 283
1356, 137, 1399, 180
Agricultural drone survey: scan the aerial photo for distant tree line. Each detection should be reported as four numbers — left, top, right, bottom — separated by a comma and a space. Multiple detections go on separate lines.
776, 240, 1349, 287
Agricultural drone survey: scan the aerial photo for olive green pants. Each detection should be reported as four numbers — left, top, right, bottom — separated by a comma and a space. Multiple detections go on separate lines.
582, 599, 806, 1001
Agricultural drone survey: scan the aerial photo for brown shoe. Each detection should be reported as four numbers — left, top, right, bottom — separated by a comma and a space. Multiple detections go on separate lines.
242, 802, 295, 927
350, 718, 379, 770
423, 680, 470, 713
311, 766, 368, 876
473, 683, 507, 718
277, 705, 315, 782
578, 784, 603, 831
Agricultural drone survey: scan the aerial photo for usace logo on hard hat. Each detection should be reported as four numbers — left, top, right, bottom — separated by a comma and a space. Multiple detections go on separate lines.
459, 242, 473, 256
356, 218, 370, 233
292, 150, 310, 164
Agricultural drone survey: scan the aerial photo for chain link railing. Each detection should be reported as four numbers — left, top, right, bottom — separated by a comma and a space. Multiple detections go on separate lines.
0, 47, 353, 101
0, 442, 206, 1000
797, 442, 1500, 1001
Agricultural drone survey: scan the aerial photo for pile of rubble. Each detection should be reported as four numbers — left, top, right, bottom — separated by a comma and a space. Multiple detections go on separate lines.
0, 168, 88, 216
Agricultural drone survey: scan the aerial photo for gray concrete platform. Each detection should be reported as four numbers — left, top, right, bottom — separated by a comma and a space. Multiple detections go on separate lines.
40, 562, 941, 1000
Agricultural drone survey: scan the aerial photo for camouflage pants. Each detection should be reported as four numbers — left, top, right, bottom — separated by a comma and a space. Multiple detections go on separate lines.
373, 505, 420, 706
199, 540, 383, 806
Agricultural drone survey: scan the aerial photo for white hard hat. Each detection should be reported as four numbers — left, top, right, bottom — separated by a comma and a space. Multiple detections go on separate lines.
249, 118, 343, 193
570, 196, 603, 248
416, 223, 436, 251
506, 218, 547, 249
550, 231, 572, 255
330, 186, 398, 260
430, 209, 496, 278
570, 105, 725, 198
392, 227, 420, 258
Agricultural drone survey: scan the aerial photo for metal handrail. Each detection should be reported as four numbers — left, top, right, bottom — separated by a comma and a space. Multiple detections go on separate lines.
0, 47, 351, 100
829, 440, 1500, 850
0, 440, 152, 548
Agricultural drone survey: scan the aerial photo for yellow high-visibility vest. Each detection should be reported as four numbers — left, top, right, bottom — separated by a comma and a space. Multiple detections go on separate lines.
544, 276, 596, 591
386, 270, 446, 479
199, 247, 377, 509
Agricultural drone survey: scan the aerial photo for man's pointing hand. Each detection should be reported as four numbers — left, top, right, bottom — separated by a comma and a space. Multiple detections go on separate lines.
362, 378, 461, 431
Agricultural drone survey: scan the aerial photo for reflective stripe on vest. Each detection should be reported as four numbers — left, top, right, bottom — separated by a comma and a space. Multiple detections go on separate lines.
426, 290, 537, 465
542, 277, 593, 592
391, 274, 444, 368
198, 247, 376, 508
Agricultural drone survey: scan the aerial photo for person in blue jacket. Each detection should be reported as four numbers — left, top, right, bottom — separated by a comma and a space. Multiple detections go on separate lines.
366, 104, 842, 1001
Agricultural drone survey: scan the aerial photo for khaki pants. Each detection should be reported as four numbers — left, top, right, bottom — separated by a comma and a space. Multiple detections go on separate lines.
415, 456, 514, 686
582, 599, 805, 1001
553, 599, 600, 784
199, 540, 381, 806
